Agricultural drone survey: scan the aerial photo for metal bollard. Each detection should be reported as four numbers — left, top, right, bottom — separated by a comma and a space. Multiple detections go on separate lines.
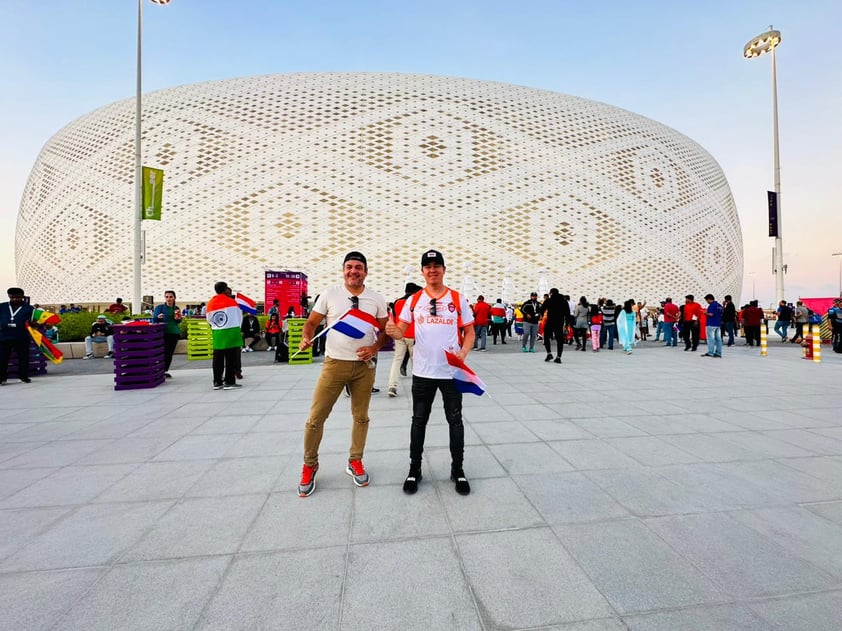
760, 324, 767, 357
812, 323, 822, 363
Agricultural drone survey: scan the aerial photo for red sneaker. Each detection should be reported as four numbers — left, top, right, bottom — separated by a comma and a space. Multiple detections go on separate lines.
345, 459, 370, 487
298, 463, 318, 497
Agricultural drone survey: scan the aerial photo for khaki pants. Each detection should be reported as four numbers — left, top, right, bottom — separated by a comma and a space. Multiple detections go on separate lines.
388, 337, 414, 387
303, 356, 376, 466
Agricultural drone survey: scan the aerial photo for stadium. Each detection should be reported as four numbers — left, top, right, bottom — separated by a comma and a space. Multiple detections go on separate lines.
16, 72, 742, 306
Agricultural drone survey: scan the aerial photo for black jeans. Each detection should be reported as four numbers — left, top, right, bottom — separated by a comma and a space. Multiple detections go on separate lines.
212, 347, 240, 385
410, 376, 464, 470
543, 323, 565, 357
0, 339, 30, 381
682, 321, 699, 350
163, 333, 180, 371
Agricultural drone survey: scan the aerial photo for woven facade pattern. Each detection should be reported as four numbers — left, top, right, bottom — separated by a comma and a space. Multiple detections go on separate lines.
16, 73, 742, 305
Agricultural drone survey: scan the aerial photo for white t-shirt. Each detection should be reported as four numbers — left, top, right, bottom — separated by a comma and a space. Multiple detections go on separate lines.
313, 285, 387, 361
399, 288, 474, 379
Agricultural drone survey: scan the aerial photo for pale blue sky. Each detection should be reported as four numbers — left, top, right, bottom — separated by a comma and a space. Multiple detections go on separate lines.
1, 0, 840, 305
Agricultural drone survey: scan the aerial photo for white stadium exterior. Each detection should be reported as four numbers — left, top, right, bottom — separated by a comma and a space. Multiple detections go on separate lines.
16, 72, 742, 307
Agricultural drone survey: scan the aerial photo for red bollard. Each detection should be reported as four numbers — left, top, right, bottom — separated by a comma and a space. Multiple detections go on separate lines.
802, 334, 813, 360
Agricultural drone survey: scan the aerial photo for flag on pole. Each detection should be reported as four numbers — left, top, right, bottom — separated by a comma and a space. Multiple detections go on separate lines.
141, 166, 164, 220
332, 308, 382, 339
444, 350, 487, 396
235, 292, 257, 315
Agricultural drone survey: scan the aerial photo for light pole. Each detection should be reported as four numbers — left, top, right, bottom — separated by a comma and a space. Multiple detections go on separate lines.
134, 0, 171, 315
833, 253, 842, 297
744, 27, 784, 303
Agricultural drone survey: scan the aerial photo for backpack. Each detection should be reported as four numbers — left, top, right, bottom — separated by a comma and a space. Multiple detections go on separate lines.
404, 288, 465, 344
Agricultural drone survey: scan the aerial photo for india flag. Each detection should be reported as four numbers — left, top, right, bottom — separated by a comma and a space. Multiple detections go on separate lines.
207, 295, 243, 349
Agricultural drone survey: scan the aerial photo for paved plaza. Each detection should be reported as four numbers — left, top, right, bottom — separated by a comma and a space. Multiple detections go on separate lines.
1, 340, 841, 630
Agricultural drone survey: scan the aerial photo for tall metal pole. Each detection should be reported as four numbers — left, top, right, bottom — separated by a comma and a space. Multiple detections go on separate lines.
133, 0, 143, 315
771, 40, 784, 303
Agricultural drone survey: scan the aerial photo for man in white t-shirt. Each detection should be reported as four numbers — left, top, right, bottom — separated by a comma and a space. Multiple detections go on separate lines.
296, 251, 389, 497
386, 249, 475, 496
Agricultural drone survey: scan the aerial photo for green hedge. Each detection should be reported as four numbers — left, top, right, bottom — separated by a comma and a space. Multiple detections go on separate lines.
55, 313, 265, 342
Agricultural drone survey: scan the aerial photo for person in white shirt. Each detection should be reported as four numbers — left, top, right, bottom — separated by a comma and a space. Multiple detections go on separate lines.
295, 251, 388, 497
386, 249, 475, 496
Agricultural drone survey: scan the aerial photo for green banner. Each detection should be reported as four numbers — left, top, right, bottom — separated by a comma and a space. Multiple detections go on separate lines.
141, 166, 164, 220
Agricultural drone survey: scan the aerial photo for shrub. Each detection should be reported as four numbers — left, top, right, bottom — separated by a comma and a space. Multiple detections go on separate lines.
54, 312, 130, 342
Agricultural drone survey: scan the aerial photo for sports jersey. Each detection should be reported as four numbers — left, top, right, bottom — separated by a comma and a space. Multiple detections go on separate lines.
399, 287, 474, 379
313, 285, 387, 361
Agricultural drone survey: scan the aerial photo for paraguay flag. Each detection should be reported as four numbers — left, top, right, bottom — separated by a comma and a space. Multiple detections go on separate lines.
444, 350, 487, 396
235, 292, 257, 315
332, 308, 382, 339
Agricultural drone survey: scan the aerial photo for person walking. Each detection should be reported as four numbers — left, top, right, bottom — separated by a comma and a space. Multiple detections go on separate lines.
296, 252, 388, 497
572, 297, 590, 351
521, 292, 541, 353
599, 299, 617, 350
682, 295, 702, 352
207, 281, 243, 390
541, 288, 569, 363
662, 297, 679, 347
386, 249, 475, 496
490, 299, 507, 344
153, 290, 183, 378
722, 295, 737, 347
589, 303, 603, 352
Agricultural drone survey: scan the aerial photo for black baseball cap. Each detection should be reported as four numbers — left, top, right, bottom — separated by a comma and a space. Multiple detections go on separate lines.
343, 251, 367, 267
421, 249, 445, 266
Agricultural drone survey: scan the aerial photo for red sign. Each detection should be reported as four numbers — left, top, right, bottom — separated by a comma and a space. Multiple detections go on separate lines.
265, 271, 308, 316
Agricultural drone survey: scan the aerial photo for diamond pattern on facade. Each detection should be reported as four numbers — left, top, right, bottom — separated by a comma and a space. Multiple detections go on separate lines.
16, 73, 742, 305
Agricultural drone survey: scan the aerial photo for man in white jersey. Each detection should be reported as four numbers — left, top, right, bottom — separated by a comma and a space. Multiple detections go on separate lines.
385, 249, 475, 496
296, 251, 389, 497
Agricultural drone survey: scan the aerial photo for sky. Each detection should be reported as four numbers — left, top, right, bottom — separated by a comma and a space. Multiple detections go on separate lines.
1, 0, 840, 308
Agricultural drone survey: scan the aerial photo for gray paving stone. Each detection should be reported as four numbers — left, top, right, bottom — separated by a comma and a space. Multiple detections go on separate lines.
94, 460, 215, 502
350, 482, 450, 542
0, 500, 174, 571
571, 418, 646, 438
717, 430, 818, 458
121, 494, 266, 561
660, 433, 763, 462
75, 435, 179, 465
522, 419, 594, 440
241, 488, 352, 552
764, 429, 842, 455
653, 463, 780, 510
554, 519, 725, 614
0, 506, 70, 561
605, 435, 701, 466
152, 433, 243, 461
439, 476, 546, 532
0, 568, 103, 631
804, 500, 842, 526
458, 528, 613, 627
343, 537, 482, 630
715, 460, 840, 504
424, 444, 509, 480
52, 556, 229, 631
197, 548, 346, 630
4, 419, 101, 442
550, 439, 642, 470
0, 463, 137, 508
1, 439, 113, 468
185, 456, 287, 497
748, 590, 842, 631
471, 420, 541, 444
622, 415, 699, 435
488, 441, 575, 474
190, 414, 263, 434
512, 471, 630, 524
729, 506, 842, 579
780, 455, 842, 485
0, 466, 56, 499
623, 603, 774, 630
225, 430, 301, 458
646, 512, 838, 598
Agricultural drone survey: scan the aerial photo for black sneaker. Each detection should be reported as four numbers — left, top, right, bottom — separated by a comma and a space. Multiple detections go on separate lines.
403, 468, 422, 494
20, 377, 31, 383
223, 383, 243, 390
554, 357, 561, 364
105, 351, 114, 359
451, 469, 471, 495
544, 354, 553, 362
213, 383, 223, 390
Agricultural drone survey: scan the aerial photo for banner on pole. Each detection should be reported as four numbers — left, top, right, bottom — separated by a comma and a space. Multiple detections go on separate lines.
142, 166, 164, 220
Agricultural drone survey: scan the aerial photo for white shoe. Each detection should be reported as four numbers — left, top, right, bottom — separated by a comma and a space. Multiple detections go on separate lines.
267, 347, 273, 351
242, 348, 247, 353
